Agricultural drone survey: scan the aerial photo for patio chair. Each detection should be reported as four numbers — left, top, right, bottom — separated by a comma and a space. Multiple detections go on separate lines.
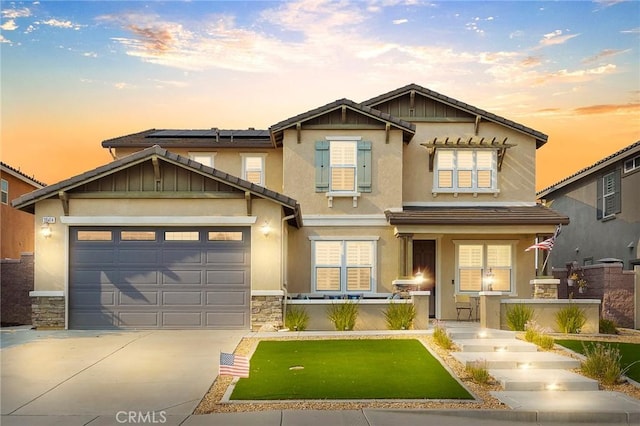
454, 294, 473, 321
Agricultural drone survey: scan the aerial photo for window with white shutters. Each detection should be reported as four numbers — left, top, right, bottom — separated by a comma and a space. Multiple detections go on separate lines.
434, 149, 497, 192
456, 242, 515, 294
312, 239, 376, 293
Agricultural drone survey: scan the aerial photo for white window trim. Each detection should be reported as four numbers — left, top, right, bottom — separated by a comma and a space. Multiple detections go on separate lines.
188, 152, 217, 168
324, 138, 361, 207
624, 155, 640, 173
240, 153, 267, 186
433, 149, 499, 196
309, 236, 378, 294
453, 240, 517, 296
602, 172, 617, 219
1, 179, 8, 205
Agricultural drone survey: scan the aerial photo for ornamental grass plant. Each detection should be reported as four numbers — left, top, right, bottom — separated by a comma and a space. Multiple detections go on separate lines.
326, 301, 359, 331
580, 342, 622, 385
555, 304, 586, 334
506, 304, 534, 331
384, 302, 416, 330
432, 321, 453, 350
285, 306, 309, 331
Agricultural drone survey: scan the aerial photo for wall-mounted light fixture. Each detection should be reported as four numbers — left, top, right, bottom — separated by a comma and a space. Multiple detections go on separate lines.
41, 223, 52, 238
413, 270, 425, 284
260, 221, 271, 237
483, 268, 494, 291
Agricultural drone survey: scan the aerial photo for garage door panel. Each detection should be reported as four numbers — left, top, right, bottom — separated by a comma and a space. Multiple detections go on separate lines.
206, 312, 248, 327
118, 249, 159, 264
70, 226, 250, 329
163, 249, 203, 264
206, 291, 245, 306
206, 270, 246, 285
162, 270, 203, 285
118, 291, 158, 305
162, 291, 203, 305
73, 291, 115, 307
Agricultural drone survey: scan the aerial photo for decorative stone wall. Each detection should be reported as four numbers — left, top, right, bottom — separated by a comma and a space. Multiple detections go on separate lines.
31, 296, 65, 328
0, 253, 34, 325
554, 263, 635, 328
251, 295, 283, 331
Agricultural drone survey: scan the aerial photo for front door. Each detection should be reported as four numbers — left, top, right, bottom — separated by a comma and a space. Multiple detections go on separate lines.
413, 240, 436, 318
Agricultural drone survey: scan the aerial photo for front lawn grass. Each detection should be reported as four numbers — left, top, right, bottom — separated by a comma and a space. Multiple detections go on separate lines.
555, 340, 640, 382
230, 339, 473, 400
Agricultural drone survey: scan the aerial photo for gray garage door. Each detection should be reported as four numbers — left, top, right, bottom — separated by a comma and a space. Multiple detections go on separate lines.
69, 227, 250, 329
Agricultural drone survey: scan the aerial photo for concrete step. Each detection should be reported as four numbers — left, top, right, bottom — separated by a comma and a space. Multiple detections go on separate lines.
491, 390, 640, 415
447, 329, 517, 340
489, 369, 599, 391
453, 338, 538, 353
452, 351, 581, 370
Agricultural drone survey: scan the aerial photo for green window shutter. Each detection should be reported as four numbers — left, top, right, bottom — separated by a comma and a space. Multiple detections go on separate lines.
596, 175, 603, 220
315, 141, 329, 192
613, 168, 622, 214
357, 141, 372, 192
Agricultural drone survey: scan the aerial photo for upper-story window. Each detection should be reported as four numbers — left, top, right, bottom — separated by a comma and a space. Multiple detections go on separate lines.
597, 169, 621, 220
189, 152, 216, 168
241, 154, 266, 186
434, 149, 497, 193
315, 137, 372, 195
624, 155, 640, 173
1, 179, 8, 204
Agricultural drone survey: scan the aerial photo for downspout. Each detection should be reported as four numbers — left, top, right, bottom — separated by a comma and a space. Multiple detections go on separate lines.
281, 214, 295, 329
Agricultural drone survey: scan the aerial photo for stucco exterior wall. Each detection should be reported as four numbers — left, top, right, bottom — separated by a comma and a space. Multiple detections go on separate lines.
402, 122, 538, 204
33, 197, 285, 294
1, 171, 38, 259
282, 129, 404, 215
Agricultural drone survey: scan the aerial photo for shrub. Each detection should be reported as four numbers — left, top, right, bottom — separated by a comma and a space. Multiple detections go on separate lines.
432, 322, 453, 350
506, 304, 534, 331
524, 321, 554, 350
384, 302, 416, 330
599, 318, 619, 335
581, 342, 622, 386
555, 304, 587, 334
533, 334, 555, 350
285, 306, 309, 331
466, 360, 491, 385
326, 302, 359, 331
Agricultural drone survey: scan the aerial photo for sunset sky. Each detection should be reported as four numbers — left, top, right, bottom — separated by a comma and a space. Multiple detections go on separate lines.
2, 0, 639, 191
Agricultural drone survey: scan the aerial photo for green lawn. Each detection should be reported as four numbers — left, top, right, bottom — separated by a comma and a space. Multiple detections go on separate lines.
555, 340, 640, 382
230, 339, 473, 400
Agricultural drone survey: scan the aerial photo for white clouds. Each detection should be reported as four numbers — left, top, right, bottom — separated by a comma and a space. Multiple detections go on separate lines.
538, 30, 579, 47
41, 18, 84, 30
1, 7, 32, 19
83, 52, 98, 58
392, 19, 408, 24
620, 27, 640, 34
0, 34, 12, 44
1, 19, 18, 31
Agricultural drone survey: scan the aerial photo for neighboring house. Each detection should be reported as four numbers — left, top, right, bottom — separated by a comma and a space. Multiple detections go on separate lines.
13, 83, 569, 330
1, 162, 45, 259
1, 162, 46, 325
538, 141, 640, 270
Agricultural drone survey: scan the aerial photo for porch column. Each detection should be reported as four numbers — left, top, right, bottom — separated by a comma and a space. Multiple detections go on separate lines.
397, 233, 413, 277
479, 291, 503, 329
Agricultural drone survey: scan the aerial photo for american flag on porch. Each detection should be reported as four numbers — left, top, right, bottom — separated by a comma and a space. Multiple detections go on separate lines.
525, 225, 561, 252
219, 352, 250, 378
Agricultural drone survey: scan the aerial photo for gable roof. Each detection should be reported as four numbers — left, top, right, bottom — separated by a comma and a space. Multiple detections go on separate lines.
269, 98, 416, 145
538, 140, 640, 198
102, 128, 273, 149
12, 145, 302, 227
0, 162, 47, 188
362, 83, 548, 148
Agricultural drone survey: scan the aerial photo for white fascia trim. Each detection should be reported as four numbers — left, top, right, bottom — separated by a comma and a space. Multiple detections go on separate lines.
60, 216, 258, 226
403, 201, 537, 207
252, 290, 285, 297
309, 235, 380, 241
29, 291, 65, 297
302, 214, 388, 227
325, 136, 362, 141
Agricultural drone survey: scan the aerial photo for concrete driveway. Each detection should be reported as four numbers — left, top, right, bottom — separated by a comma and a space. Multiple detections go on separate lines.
1, 328, 245, 420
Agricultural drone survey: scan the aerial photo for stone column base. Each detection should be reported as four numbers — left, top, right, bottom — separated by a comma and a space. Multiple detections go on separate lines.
251, 295, 283, 331
31, 295, 65, 329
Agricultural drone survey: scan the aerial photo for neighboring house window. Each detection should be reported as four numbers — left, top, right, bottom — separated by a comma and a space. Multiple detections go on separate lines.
624, 155, 640, 173
315, 138, 372, 193
1, 179, 7, 204
189, 152, 216, 168
434, 149, 497, 192
596, 169, 621, 220
311, 238, 376, 293
241, 154, 266, 186
455, 242, 514, 294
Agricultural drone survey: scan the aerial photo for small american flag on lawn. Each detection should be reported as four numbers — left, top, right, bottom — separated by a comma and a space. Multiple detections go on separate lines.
219, 352, 250, 378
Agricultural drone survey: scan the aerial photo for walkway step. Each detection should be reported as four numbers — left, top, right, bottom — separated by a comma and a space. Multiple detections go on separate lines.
447, 329, 516, 340
453, 338, 538, 353
492, 390, 640, 414
489, 369, 599, 391
452, 351, 580, 369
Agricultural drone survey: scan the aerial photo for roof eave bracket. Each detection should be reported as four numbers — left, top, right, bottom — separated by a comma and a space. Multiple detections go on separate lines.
59, 191, 69, 216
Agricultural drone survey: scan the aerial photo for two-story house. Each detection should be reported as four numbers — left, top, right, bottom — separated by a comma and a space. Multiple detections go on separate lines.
538, 141, 640, 270
13, 83, 569, 330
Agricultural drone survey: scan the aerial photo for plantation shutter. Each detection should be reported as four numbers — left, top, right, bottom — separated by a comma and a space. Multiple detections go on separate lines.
596, 176, 603, 220
315, 141, 330, 192
613, 168, 622, 214
357, 141, 372, 193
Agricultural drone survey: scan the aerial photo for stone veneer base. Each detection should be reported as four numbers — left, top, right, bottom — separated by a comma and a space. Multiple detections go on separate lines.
31, 296, 65, 329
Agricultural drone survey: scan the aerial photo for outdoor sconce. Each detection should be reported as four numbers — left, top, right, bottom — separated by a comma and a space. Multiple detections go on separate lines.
260, 222, 271, 237
414, 270, 425, 284
483, 268, 494, 291
41, 223, 52, 238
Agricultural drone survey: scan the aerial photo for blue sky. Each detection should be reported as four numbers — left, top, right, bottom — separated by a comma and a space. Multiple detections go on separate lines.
2, 1, 639, 189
